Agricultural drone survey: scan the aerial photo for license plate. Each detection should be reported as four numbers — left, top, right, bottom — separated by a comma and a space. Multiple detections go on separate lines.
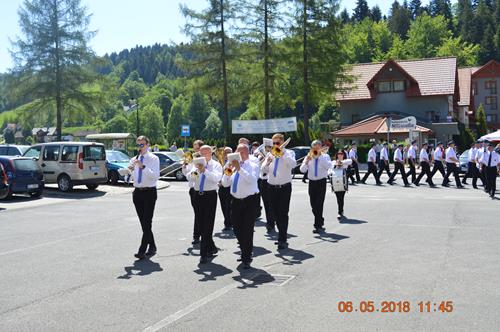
27, 184, 39, 189
90, 166, 100, 172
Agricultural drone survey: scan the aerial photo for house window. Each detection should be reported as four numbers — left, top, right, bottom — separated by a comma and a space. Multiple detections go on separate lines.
485, 96, 497, 110
486, 114, 498, 123
485, 81, 497, 94
352, 114, 360, 123
393, 80, 405, 92
425, 111, 435, 122
377, 81, 392, 93
472, 82, 478, 95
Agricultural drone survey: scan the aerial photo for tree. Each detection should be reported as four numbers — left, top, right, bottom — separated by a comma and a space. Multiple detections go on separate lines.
181, 0, 233, 144
353, 0, 370, 22
10, 0, 97, 141
140, 104, 165, 144
405, 14, 451, 58
388, 0, 412, 39
473, 0, 494, 46
429, 0, 454, 31
479, 24, 496, 63
370, 5, 382, 22
339, 8, 350, 24
202, 108, 223, 139
409, 0, 423, 19
166, 96, 185, 144
103, 114, 128, 133
437, 36, 480, 66
457, 0, 476, 44
475, 103, 488, 137
185, 91, 211, 138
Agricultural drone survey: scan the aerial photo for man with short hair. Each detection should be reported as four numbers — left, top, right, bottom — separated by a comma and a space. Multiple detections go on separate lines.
222, 144, 260, 268
348, 143, 361, 183
442, 141, 463, 188
262, 133, 296, 250
414, 142, 435, 187
479, 142, 500, 198
128, 136, 160, 259
377, 142, 391, 180
387, 144, 410, 187
406, 140, 418, 183
183, 140, 204, 245
361, 142, 382, 185
462, 141, 480, 188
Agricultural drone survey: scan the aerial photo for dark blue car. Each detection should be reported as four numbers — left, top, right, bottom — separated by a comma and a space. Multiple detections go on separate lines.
0, 163, 9, 199
105, 150, 131, 185
0, 156, 44, 198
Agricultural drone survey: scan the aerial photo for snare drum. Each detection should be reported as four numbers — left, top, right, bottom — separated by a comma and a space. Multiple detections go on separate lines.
330, 168, 348, 192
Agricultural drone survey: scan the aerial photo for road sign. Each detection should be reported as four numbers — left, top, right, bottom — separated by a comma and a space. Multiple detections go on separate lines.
181, 125, 190, 137
390, 116, 416, 130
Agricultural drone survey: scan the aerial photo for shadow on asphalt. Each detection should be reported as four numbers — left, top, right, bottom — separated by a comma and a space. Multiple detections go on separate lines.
232, 266, 275, 289
194, 261, 233, 282
339, 218, 367, 225
274, 247, 314, 266
233, 245, 272, 259
214, 230, 236, 240
0, 195, 43, 204
117, 258, 164, 279
313, 232, 350, 244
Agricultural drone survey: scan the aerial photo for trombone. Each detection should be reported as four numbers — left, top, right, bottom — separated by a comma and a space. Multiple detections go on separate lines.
271, 137, 291, 158
308, 146, 330, 159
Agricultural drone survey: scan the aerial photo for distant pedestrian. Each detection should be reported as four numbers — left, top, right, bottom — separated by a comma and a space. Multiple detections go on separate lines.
479, 142, 500, 198
442, 141, 463, 188
170, 142, 177, 151
348, 143, 361, 183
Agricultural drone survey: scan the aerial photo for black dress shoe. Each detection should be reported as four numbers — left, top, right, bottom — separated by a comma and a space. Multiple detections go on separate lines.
146, 250, 157, 257
192, 238, 200, 245
413, 182, 420, 186
473, 186, 478, 189
277, 242, 288, 250
134, 253, 146, 259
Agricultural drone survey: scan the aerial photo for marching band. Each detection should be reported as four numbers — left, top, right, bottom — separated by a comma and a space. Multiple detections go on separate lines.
130, 134, 500, 269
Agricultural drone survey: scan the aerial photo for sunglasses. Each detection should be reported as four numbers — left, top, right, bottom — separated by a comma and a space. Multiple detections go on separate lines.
136, 143, 145, 148
272, 141, 281, 146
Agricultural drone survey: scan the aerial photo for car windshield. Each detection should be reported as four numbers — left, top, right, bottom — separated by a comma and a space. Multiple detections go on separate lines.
17, 146, 30, 155
14, 159, 40, 171
106, 150, 130, 163
164, 152, 180, 161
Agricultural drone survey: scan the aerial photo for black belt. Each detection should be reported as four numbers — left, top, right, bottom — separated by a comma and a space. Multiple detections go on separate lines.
232, 193, 259, 201
308, 178, 327, 182
268, 182, 291, 188
134, 187, 156, 191
194, 190, 216, 196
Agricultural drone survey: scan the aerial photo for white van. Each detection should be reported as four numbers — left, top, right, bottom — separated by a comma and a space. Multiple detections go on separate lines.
23, 142, 108, 192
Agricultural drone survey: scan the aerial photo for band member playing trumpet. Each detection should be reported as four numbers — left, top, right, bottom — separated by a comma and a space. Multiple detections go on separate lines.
218, 147, 233, 231
222, 145, 260, 269
129, 136, 160, 259
331, 150, 352, 219
187, 145, 222, 264
261, 134, 296, 250
300, 140, 332, 233
182, 140, 204, 245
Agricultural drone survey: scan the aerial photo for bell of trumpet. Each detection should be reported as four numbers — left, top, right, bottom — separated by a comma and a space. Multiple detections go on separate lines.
271, 137, 291, 158
182, 150, 193, 165
215, 147, 226, 166
224, 167, 234, 176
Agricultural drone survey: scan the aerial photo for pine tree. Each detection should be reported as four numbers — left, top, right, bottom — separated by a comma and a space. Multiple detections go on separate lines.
479, 24, 496, 63
371, 5, 382, 22
353, 0, 370, 22
388, 0, 412, 39
10, 0, 97, 141
429, 0, 454, 31
457, 0, 476, 43
340, 8, 350, 24
409, 0, 422, 19
475, 103, 488, 137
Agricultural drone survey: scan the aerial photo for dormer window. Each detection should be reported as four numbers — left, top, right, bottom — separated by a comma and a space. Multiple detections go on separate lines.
377, 80, 405, 93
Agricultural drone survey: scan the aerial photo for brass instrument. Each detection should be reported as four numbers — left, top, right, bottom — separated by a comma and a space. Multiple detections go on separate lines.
215, 147, 226, 166
182, 150, 193, 165
271, 137, 291, 158
308, 146, 330, 159
224, 167, 234, 176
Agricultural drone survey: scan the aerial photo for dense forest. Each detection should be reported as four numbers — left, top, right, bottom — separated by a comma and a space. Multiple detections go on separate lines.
1, 0, 499, 146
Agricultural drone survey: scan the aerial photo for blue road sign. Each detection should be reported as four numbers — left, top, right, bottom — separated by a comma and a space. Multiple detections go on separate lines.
181, 125, 190, 137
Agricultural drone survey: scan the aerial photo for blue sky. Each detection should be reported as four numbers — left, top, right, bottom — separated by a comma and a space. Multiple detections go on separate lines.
0, 0, 431, 73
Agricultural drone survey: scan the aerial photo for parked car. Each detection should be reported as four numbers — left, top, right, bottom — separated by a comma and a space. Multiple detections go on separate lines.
153, 151, 185, 180
0, 144, 30, 156
0, 163, 9, 199
23, 142, 107, 192
289, 146, 310, 175
0, 156, 44, 198
459, 149, 470, 174
105, 149, 131, 185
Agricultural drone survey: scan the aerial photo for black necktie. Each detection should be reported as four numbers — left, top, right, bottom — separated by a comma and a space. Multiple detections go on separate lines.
488, 153, 492, 167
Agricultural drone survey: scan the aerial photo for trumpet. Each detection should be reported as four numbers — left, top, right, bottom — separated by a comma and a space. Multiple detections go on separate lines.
215, 147, 226, 166
224, 167, 234, 176
271, 137, 291, 158
182, 150, 193, 165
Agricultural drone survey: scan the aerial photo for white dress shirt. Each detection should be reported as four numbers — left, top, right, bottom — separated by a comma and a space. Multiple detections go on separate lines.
262, 149, 296, 185
248, 154, 260, 166
408, 146, 417, 160
348, 148, 357, 161
187, 159, 222, 191
299, 153, 331, 180
393, 149, 404, 163
434, 148, 444, 161
380, 147, 389, 161
221, 160, 259, 199
445, 147, 458, 163
468, 148, 477, 162
329, 159, 353, 172
419, 148, 429, 162
129, 152, 160, 188
182, 163, 195, 188
480, 150, 500, 167
367, 148, 377, 163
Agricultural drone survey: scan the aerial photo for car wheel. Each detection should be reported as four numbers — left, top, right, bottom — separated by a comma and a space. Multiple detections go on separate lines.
30, 190, 42, 198
0, 188, 11, 200
57, 174, 73, 192
108, 170, 119, 185
86, 184, 99, 190
175, 169, 185, 181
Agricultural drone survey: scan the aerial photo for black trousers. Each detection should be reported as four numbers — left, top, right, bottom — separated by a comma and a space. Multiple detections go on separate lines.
407, 159, 416, 183
377, 160, 391, 178
431, 160, 445, 178
334, 191, 346, 215
362, 162, 380, 183
443, 162, 461, 187
218, 186, 232, 227
485, 167, 497, 196
462, 162, 481, 186
308, 178, 327, 228
133, 188, 157, 254
258, 178, 274, 227
193, 190, 218, 257
414, 161, 434, 185
268, 183, 292, 243
388, 162, 409, 185
352, 161, 361, 182
231, 194, 259, 263
189, 188, 201, 239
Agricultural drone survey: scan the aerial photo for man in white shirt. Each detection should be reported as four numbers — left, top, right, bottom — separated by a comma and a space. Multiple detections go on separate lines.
187, 145, 223, 263
476, 140, 489, 189
479, 142, 500, 198
128, 136, 160, 260
218, 147, 233, 231
300, 140, 332, 233
414, 142, 435, 187
222, 144, 260, 268
430, 141, 446, 181
461, 141, 480, 188
442, 141, 464, 188
182, 140, 204, 245
361, 142, 382, 185
387, 144, 410, 186
348, 143, 361, 183
406, 140, 418, 183
377, 142, 391, 179
257, 138, 275, 233
261, 133, 296, 250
